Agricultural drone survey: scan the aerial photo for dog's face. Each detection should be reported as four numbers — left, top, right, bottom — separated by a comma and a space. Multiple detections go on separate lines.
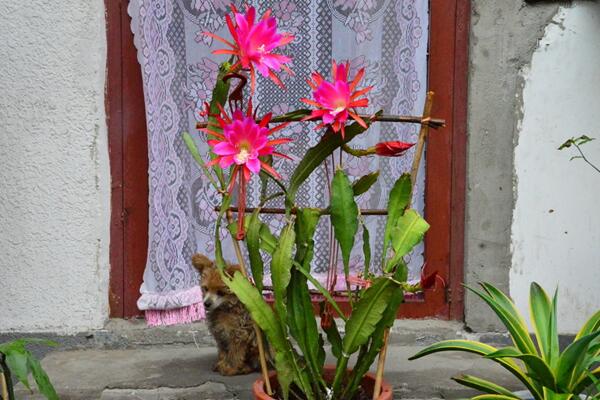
191, 254, 241, 312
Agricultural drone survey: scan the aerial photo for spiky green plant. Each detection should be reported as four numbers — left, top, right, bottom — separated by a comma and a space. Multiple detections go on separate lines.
0, 339, 59, 400
410, 282, 600, 400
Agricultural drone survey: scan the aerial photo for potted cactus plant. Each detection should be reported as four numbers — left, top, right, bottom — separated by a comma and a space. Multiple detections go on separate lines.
184, 4, 443, 399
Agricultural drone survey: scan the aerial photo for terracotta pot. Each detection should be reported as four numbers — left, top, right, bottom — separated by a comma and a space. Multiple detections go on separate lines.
252, 365, 393, 400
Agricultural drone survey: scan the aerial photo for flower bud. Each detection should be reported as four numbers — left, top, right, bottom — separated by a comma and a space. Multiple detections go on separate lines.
374, 141, 415, 157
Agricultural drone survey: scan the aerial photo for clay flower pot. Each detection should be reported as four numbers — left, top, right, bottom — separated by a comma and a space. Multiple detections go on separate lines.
252, 365, 393, 400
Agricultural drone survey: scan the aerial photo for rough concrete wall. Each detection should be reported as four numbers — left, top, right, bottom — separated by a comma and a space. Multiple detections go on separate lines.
0, 2, 109, 333
511, 4, 600, 334
465, 1, 559, 331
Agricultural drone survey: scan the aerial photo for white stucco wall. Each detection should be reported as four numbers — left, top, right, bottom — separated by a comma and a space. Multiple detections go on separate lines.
512, 4, 600, 334
0, 2, 110, 333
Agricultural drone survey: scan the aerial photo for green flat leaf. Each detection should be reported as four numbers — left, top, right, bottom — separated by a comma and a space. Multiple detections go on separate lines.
259, 223, 277, 255
288, 114, 381, 202
556, 330, 600, 391
28, 357, 59, 400
469, 284, 537, 356
452, 374, 520, 398
246, 209, 264, 292
386, 209, 429, 272
206, 62, 232, 185
271, 221, 295, 323
409, 340, 543, 400
225, 272, 298, 399
472, 395, 525, 400
294, 208, 321, 270
330, 170, 359, 284
5, 350, 30, 390
352, 171, 379, 196
382, 174, 412, 259
529, 283, 558, 366
344, 269, 404, 398
322, 313, 343, 359
575, 310, 600, 341
270, 109, 312, 123
342, 277, 398, 355
573, 366, 600, 394
294, 262, 346, 321
287, 270, 325, 388
182, 132, 215, 187
486, 347, 557, 390
362, 224, 371, 277
214, 195, 232, 270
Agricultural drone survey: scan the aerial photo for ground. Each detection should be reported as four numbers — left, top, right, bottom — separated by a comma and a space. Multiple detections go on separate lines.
6, 319, 522, 399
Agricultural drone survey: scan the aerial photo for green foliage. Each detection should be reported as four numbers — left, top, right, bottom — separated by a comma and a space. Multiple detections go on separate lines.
352, 171, 380, 196
410, 282, 600, 400
0, 339, 59, 400
246, 208, 265, 292
187, 58, 428, 400
330, 169, 359, 289
558, 135, 595, 150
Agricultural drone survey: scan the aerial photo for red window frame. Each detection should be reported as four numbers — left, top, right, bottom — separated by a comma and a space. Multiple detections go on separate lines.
105, 0, 469, 320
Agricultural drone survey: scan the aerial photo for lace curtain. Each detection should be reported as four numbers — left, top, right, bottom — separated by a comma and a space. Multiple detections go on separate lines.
128, 0, 429, 325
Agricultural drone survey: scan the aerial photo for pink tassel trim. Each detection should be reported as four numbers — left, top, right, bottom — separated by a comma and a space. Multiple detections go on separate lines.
144, 302, 206, 326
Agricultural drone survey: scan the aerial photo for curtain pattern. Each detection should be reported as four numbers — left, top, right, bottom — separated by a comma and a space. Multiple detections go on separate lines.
129, 0, 429, 325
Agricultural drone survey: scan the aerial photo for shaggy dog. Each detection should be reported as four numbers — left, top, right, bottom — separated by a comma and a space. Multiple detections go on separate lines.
191, 253, 259, 376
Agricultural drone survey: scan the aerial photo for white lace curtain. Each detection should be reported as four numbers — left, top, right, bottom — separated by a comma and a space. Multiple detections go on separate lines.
128, 0, 429, 325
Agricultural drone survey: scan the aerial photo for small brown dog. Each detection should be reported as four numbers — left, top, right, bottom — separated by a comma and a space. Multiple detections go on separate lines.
191, 253, 259, 375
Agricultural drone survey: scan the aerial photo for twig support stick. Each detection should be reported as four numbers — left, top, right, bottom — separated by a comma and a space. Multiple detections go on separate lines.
217, 206, 388, 216
226, 211, 273, 396
197, 113, 445, 130
372, 91, 435, 400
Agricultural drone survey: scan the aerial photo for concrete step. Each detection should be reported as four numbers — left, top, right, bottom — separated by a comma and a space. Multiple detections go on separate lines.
13, 344, 521, 400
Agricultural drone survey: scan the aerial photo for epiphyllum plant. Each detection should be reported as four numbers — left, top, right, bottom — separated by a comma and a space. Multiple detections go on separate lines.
185, 4, 435, 400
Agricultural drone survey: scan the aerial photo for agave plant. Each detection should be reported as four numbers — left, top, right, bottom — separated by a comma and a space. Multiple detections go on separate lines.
410, 282, 600, 400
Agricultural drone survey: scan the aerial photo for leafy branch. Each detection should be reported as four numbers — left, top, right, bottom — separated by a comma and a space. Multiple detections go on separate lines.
559, 135, 600, 174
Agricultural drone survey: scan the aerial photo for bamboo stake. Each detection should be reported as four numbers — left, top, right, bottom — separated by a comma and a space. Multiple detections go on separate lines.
196, 113, 445, 130
217, 206, 388, 216
372, 92, 435, 400
226, 211, 273, 396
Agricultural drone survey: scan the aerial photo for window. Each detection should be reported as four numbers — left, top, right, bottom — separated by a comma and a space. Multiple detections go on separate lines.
105, 0, 469, 320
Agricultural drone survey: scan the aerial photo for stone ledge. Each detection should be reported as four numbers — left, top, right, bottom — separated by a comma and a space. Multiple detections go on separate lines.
13, 344, 521, 400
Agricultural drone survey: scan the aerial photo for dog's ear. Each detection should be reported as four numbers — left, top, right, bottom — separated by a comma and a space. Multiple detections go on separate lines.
225, 264, 242, 277
191, 253, 213, 273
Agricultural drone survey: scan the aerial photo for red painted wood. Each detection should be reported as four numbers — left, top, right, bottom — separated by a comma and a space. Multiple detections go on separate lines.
449, 0, 470, 320
121, 5, 149, 318
106, 0, 125, 318
106, 0, 148, 318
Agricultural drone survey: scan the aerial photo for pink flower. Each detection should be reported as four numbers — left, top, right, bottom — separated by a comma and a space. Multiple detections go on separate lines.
301, 61, 373, 138
201, 101, 292, 238
205, 5, 294, 93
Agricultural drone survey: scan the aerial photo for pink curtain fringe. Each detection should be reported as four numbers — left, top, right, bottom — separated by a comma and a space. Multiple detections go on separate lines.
144, 302, 205, 326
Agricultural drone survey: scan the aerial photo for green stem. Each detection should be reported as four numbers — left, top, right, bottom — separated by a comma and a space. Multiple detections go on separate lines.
331, 354, 350, 398
574, 143, 600, 174
341, 144, 375, 157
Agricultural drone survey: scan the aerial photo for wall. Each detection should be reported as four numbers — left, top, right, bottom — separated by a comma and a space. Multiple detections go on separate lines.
465, 1, 559, 331
0, 2, 110, 333
511, 4, 600, 334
